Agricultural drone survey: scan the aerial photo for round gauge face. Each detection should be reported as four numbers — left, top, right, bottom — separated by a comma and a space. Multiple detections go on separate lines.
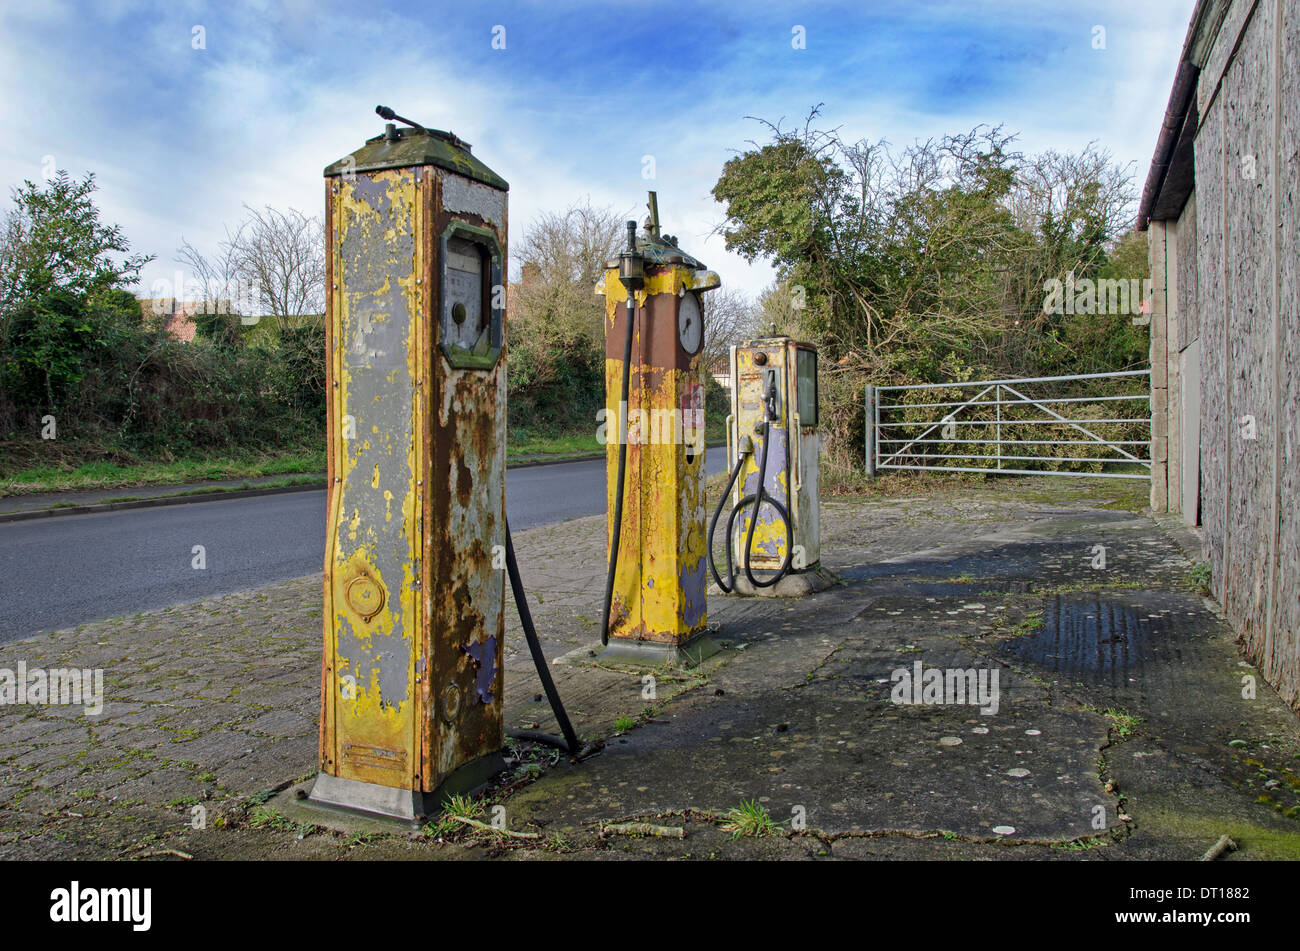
678, 291, 703, 355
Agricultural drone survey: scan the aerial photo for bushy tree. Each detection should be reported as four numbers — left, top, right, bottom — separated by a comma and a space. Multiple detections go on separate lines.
711, 108, 1141, 465
0, 171, 152, 421
507, 200, 625, 434
0, 173, 325, 464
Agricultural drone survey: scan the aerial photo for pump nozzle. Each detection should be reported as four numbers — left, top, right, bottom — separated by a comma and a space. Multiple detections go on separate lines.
374, 105, 429, 136
617, 220, 645, 293
762, 372, 780, 422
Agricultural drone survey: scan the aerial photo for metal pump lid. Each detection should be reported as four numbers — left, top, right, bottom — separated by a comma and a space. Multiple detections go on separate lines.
324, 121, 508, 191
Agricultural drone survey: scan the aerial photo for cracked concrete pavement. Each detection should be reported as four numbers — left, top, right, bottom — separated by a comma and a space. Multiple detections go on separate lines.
1, 476, 1297, 860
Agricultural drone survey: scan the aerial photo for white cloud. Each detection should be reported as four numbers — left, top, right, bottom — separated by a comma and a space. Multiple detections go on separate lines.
0, 0, 1196, 307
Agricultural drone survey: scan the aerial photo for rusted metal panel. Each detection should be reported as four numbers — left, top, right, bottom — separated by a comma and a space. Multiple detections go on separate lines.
731, 336, 821, 571
320, 177, 338, 776
423, 167, 507, 783
321, 158, 507, 795
322, 167, 423, 789
599, 265, 711, 645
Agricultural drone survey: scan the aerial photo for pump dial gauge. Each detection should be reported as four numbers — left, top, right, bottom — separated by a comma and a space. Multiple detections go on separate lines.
678, 291, 703, 355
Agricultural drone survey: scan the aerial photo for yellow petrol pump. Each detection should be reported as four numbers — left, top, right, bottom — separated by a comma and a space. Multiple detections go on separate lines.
709, 330, 829, 596
597, 194, 720, 664
310, 107, 512, 821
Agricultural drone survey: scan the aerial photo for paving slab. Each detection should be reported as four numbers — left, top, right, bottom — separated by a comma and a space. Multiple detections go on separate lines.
0, 476, 1296, 860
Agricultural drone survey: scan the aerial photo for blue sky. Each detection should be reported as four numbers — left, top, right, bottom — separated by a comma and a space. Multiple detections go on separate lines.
0, 0, 1195, 299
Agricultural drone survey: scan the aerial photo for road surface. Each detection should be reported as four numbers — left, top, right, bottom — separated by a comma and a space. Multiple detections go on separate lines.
0, 448, 726, 643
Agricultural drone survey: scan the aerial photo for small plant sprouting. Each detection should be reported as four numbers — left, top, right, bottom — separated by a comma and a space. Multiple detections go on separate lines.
720, 800, 783, 839
248, 806, 293, 831
1089, 706, 1142, 738
1184, 561, 1212, 596
613, 715, 637, 734
1011, 610, 1045, 637
423, 793, 483, 839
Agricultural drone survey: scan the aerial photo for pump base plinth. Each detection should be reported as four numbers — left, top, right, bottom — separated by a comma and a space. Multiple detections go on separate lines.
596, 631, 720, 668
717, 565, 838, 599
300, 752, 504, 827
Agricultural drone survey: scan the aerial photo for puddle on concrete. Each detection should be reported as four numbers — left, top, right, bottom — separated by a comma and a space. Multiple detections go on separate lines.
1002, 594, 1172, 676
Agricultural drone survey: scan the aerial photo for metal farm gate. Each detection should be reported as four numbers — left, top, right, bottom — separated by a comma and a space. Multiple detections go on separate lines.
865, 369, 1151, 480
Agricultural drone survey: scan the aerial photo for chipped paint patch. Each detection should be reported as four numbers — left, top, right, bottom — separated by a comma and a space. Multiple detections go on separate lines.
600, 263, 708, 646
441, 175, 506, 227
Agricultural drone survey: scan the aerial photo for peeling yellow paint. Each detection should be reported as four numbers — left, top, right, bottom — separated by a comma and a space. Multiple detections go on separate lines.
599, 263, 709, 645
321, 158, 508, 796
323, 167, 422, 788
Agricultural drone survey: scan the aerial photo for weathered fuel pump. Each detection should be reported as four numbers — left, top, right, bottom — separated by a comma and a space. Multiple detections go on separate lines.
709, 330, 830, 596
309, 107, 517, 822
597, 193, 720, 664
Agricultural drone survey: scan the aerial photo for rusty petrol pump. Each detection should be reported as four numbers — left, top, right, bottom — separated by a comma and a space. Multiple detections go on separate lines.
307, 107, 581, 823
596, 194, 721, 664
708, 329, 834, 597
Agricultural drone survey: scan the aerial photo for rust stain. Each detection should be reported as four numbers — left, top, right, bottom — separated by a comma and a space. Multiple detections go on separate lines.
321, 160, 508, 794
599, 261, 711, 645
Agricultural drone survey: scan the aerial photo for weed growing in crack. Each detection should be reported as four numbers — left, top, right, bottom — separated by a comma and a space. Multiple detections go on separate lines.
720, 800, 783, 839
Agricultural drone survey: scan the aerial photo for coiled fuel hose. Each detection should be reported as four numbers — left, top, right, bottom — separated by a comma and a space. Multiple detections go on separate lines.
708, 380, 794, 592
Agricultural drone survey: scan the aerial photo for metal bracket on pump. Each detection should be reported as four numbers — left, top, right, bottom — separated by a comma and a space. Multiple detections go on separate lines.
762, 369, 781, 427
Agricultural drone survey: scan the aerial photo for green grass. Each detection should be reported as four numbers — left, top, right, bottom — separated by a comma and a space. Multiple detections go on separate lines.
422, 793, 484, 839
247, 806, 293, 831
821, 466, 1150, 510
1, 445, 326, 496
1088, 706, 1143, 738
613, 715, 637, 734
1184, 561, 1212, 596
508, 422, 725, 461
719, 800, 783, 839
94, 474, 323, 505
507, 430, 602, 459
1010, 610, 1045, 637
5, 417, 725, 497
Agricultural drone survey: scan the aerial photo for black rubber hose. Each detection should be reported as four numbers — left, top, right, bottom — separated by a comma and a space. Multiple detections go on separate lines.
600, 296, 636, 646
742, 419, 794, 588
708, 423, 794, 593
730, 492, 793, 588
503, 516, 581, 756
707, 448, 750, 593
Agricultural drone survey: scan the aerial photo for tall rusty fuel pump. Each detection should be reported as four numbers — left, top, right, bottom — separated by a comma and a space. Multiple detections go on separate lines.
709, 329, 832, 597
309, 107, 580, 824
596, 194, 720, 664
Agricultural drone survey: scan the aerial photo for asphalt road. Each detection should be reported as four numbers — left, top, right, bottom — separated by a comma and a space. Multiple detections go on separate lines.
0, 448, 726, 643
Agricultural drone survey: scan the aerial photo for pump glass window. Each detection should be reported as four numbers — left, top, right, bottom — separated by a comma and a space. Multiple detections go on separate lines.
796, 348, 818, 427
444, 237, 486, 352
438, 223, 503, 369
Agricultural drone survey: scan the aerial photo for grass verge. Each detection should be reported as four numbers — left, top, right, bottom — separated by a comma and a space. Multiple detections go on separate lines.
1, 443, 326, 496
